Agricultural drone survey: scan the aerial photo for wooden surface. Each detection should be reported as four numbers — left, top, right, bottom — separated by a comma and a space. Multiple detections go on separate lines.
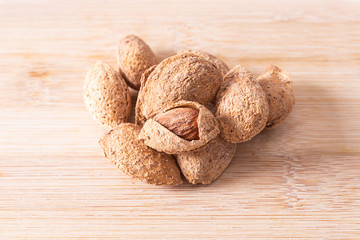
1, 0, 360, 239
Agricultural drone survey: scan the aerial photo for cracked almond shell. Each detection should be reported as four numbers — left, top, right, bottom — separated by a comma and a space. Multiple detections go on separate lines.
177, 49, 229, 76
135, 52, 223, 126
117, 35, 157, 90
99, 123, 182, 186
215, 65, 269, 143
139, 101, 220, 154
257, 65, 295, 128
175, 136, 237, 184
84, 61, 131, 129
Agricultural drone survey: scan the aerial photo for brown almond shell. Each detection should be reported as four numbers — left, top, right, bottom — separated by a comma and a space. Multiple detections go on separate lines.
256, 65, 295, 128
175, 136, 237, 185
84, 61, 131, 129
99, 123, 182, 186
215, 65, 269, 143
135, 52, 223, 125
135, 65, 157, 126
138, 101, 220, 154
177, 49, 230, 76
117, 35, 157, 90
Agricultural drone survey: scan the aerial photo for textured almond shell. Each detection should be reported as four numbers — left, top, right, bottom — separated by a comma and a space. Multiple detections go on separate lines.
117, 35, 157, 90
139, 101, 219, 154
99, 123, 182, 186
177, 49, 229, 76
215, 65, 269, 143
135, 65, 157, 126
257, 65, 295, 128
135, 52, 222, 126
176, 136, 237, 184
84, 61, 131, 129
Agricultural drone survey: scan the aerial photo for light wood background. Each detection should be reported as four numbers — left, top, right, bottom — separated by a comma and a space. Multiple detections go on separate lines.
1, 0, 360, 239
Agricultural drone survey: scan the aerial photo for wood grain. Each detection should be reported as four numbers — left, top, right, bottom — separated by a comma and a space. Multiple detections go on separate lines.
1, 0, 360, 239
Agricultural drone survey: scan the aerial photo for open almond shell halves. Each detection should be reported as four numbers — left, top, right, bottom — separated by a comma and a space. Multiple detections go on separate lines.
138, 100, 220, 154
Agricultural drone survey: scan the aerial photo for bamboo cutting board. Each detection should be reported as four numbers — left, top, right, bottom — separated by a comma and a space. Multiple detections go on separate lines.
1, 0, 360, 239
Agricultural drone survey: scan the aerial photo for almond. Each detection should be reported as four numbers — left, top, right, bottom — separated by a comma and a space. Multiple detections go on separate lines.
256, 65, 295, 128
177, 49, 229, 76
135, 65, 157, 126
135, 52, 222, 126
176, 136, 237, 184
117, 35, 157, 90
138, 101, 219, 154
84, 61, 131, 129
99, 123, 182, 186
215, 65, 269, 143
154, 107, 199, 141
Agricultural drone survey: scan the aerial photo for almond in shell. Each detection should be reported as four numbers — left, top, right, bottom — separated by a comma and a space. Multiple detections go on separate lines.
99, 123, 182, 186
176, 136, 237, 184
117, 35, 157, 90
257, 65, 295, 128
135, 52, 223, 126
84, 61, 131, 129
177, 49, 229, 76
215, 65, 269, 143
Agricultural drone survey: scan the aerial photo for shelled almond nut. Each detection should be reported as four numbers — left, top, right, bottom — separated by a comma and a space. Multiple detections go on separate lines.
154, 107, 200, 141
139, 101, 219, 154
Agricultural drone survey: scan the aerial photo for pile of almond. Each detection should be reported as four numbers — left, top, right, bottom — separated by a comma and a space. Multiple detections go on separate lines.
84, 35, 295, 185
